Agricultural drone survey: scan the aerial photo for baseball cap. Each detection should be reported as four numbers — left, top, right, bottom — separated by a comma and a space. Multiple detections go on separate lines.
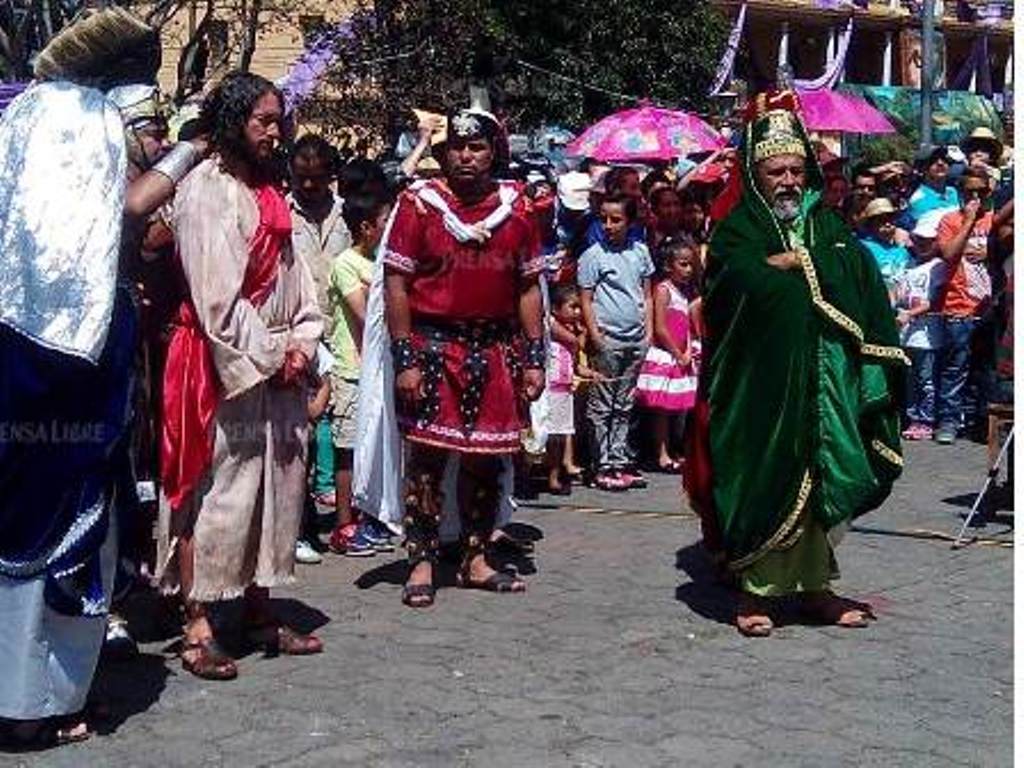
557, 171, 592, 211
911, 209, 946, 239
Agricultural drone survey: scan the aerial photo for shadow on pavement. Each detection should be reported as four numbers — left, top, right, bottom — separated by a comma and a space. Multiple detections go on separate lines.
942, 486, 1015, 515
355, 558, 408, 590
674, 544, 735, 627
90, 652, 169, 736
491, 524, 540, 576
267, 597, 331, 635
502, 522, 544, 543
121, 588, 183, 644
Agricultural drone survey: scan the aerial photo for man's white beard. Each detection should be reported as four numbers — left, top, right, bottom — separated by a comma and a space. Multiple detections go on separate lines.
772, 195, 801, 222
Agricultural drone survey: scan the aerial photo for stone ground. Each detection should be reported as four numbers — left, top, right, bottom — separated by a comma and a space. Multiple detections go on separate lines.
4, 440, 1013, 768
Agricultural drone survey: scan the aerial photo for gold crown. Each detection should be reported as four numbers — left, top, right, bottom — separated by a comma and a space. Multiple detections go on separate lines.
752, 110, 806, 162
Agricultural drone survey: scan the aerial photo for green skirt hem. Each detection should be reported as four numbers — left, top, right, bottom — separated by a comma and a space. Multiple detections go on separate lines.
740, 520, 835, 597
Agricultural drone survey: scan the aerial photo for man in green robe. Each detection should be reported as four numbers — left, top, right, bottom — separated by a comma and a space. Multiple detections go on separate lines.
693, 94, 905, 637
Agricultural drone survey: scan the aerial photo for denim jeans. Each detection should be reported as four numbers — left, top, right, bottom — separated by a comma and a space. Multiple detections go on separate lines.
905, 348, 937, 426
586, 339, 646, 471
936, 316, 977, 432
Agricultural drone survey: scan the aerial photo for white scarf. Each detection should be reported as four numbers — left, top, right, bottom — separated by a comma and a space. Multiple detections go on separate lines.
410, 179, 518, 244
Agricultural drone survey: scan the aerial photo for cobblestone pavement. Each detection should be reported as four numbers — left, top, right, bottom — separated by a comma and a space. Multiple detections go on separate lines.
6, 441, 1013, 768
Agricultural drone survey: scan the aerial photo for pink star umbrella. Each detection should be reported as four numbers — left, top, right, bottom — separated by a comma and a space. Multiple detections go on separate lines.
567, 105, 725, 162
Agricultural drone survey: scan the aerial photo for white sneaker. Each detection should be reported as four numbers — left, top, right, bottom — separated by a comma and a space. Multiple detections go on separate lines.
295, 540, 323, 564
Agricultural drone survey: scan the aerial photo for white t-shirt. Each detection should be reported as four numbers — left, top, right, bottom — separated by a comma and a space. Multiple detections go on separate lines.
894, 258, 946, 349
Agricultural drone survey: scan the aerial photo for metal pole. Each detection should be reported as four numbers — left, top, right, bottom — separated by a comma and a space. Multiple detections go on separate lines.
952, 426, 1014, 548
920, 0, 935, 148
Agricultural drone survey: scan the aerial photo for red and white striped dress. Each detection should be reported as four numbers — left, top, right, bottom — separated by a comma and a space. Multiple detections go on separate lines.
635, 280, 698, 413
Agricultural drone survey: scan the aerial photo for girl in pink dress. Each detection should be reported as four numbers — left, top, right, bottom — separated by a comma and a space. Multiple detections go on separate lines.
636, 237, 702, 471
545, 284, 585, 494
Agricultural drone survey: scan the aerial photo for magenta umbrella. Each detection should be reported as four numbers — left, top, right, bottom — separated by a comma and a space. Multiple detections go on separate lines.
797, 89, 895, 134
566, 105, 725, 161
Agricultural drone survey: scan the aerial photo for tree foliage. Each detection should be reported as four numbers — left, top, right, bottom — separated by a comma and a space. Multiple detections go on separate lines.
314, 0, 728, 140
0, 0, 295, 99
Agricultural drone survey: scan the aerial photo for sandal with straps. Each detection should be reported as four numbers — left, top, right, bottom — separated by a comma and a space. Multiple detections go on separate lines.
456, 568, 526, 593
0, 716, 92, 750
181, 637, 238, 680
800, 592, 876, 628
246, 624, 323, 656
401, 582, 436, 608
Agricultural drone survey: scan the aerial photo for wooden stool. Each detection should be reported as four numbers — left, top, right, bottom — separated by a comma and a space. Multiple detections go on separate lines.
987, 402, 1014, 480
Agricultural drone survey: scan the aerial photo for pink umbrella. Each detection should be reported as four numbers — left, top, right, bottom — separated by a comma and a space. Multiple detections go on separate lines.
567, 105, 725, 161
797, 89, 895, 134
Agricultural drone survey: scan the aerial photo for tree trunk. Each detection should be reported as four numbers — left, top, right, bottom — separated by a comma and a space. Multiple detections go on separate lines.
237, 0, 261, 72
174, 0, 213, 101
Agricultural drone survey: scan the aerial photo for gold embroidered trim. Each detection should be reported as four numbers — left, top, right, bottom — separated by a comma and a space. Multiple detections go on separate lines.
796, 246, 865, 343
862, 343, 911, 366
776, 522, 806, 551
797, 246, 911, 368
753, 137, 807, 163
871, 439, 903, 467
729, 470, 814, 571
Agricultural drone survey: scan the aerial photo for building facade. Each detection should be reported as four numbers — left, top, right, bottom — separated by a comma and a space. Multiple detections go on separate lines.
713, 0, 1012, 102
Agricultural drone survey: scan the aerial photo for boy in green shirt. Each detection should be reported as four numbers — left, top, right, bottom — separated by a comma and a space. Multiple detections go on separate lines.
327, 193, 392, 555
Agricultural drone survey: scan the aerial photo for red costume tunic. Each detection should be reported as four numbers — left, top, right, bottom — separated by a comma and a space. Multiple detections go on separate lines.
384, 179, 543, 453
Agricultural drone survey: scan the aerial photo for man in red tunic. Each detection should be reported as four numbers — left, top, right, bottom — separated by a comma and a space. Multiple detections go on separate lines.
383, 108, 545, 607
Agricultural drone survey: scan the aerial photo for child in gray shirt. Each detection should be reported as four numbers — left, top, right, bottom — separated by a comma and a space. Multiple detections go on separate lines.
578, 194, 654, 491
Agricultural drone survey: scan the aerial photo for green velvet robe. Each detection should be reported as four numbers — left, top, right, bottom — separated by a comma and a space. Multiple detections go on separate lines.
703, 159, 905, 590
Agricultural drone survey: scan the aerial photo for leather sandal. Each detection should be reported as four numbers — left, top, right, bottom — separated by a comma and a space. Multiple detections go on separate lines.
1, 717, 92, 750
401, 582, 436, 608
736, 613, 774, 637
801, 592, 876, 628
736, 595, 774, 638
247, 624, 323, 656
456, 569, 526, 593
181, 637, 238, 680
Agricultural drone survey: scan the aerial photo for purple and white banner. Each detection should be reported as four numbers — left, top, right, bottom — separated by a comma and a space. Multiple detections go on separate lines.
708, 3, 747, 97
794, 16, 854, 91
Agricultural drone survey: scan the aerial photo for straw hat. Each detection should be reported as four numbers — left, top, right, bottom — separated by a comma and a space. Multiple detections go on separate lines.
411, 108, 448, 146
861, 197, 898, 221
415, 156, 442, 175
33, 6, 159, 83
961, 127, 1003, 163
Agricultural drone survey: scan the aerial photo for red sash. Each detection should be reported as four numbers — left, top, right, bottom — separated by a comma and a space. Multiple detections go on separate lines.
161, 185, 292, 511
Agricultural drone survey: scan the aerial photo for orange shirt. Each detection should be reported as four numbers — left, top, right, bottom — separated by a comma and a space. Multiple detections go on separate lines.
935, 209, 993, 317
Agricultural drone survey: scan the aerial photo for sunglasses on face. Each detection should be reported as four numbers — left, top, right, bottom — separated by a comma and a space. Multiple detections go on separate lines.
963, 186, 990, 199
